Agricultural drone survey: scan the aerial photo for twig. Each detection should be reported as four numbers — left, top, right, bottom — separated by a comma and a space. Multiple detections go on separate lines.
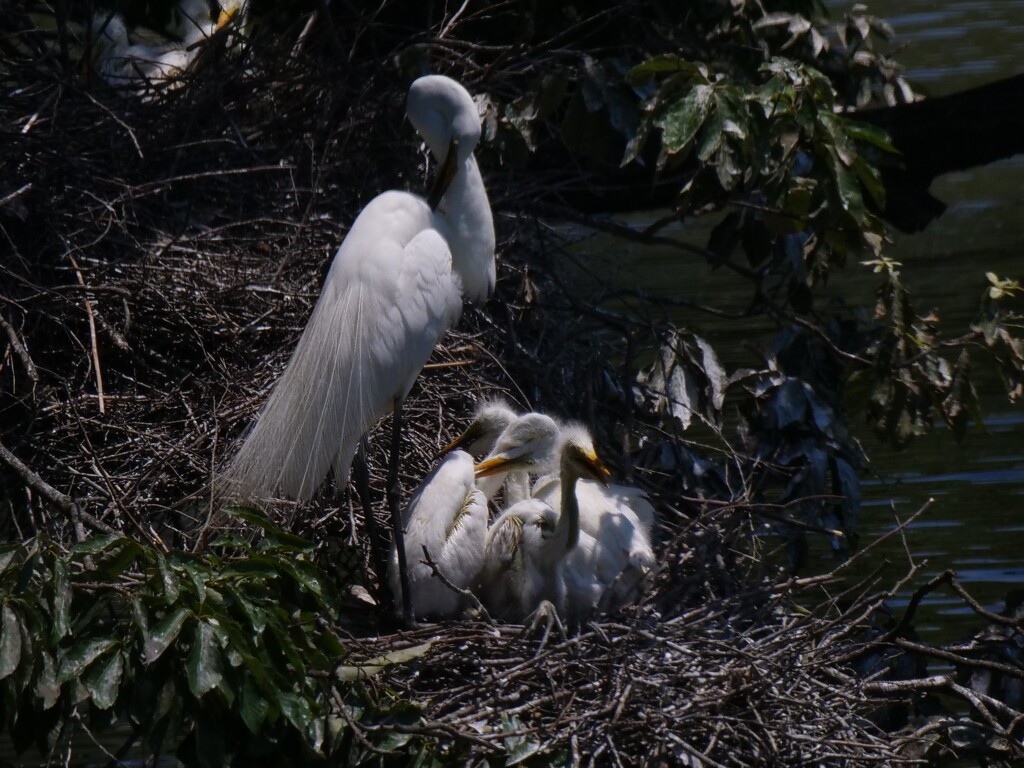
0, 312, 39, 383
420, 544, 493, 622
68, 254, 105, 415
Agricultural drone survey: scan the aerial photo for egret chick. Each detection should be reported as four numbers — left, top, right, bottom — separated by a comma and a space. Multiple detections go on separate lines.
476, 425, 610, 621
386, 450, 487, 620
442, 399, 519, 459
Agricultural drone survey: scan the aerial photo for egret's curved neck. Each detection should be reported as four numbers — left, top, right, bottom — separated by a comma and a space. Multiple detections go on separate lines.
476, 470, 505, 502
436, 155, 495, 303
558, 464, 581, 552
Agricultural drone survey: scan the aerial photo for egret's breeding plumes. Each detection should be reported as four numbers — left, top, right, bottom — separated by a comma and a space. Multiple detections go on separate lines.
386, 450, 487, 620
221, 74, 495, 503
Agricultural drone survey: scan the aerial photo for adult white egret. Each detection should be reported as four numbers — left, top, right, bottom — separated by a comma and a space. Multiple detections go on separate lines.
221, 74, 494, 624
475, 425, 610, 621
223, 74, 494, 500
385, 450, 487, 620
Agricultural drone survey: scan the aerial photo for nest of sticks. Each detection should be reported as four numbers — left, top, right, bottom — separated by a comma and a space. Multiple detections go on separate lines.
3, 14, 1023, 766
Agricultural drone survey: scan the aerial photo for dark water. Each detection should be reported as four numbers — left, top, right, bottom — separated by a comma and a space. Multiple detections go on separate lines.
573, 1, 1024, 646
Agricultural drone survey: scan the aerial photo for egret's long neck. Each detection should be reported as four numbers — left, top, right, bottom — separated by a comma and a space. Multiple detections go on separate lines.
476, 467, 529, 504
437, 155, 495, 303
558, 463, 581, 552
476, 470, 505, 501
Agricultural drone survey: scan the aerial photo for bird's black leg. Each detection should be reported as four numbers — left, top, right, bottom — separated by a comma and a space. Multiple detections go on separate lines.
388, 397, 414, 626
352, 439, 388, 609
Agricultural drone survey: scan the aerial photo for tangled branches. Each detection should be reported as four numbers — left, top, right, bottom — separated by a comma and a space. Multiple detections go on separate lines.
2, 5, 1024, 766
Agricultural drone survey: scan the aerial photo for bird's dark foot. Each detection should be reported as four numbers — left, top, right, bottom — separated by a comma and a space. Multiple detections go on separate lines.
519, 600, 566, 653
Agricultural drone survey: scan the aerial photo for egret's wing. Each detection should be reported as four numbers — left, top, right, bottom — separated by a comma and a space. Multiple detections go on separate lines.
221, 192, 460, 502
608, 483, 657, 534
489, 514, 524, 571
438, 486, 487, 590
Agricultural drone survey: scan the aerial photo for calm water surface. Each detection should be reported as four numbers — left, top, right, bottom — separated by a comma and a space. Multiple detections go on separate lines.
574, 1, 1024, 645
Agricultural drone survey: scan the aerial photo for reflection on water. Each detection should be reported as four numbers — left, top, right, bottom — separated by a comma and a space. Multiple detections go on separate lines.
826, 0, 1024, 95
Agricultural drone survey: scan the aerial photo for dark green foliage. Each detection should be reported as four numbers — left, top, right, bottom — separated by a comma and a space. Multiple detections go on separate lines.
0, 512, 448, 765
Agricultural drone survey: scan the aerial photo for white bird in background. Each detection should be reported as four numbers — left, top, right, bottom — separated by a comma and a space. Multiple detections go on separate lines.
222, 74, 494, 623
89, 0, 238, 90
386, 450, 487, 620
476, 428, 611, 621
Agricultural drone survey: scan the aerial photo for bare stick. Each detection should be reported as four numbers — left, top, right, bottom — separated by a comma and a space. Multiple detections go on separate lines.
69, 254, 105, 415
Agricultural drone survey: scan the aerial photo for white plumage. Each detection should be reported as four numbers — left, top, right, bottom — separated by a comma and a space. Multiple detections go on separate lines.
478, 498, 565, 620
476, 421, 612, 621
90, 0, 237, 89
222, 75, 494, 502
386, 450, 487, 619
532, 435, 656, 609
471, 415, 657, 618
443, 399, 518, 459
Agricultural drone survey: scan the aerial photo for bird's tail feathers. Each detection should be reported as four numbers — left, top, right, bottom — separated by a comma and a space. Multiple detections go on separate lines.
218, 284, 377, 503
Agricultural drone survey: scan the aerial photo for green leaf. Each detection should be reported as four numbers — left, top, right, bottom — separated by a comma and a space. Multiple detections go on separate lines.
226, 506, 315, 552
186, 621, 224, 698
276, 690, 314, 732
828, 147, 865, 216
177, 557, 209, 605
0, 605, 22, 680
145, 607, 192, 664
501, 714, 544, 765
851, 155, 885, 209
283, 559, 330, 605
70, 534, 123, 556
51, 557, 70, 644
36, 649, 60, 709
83, 648, 123, 710
240, 676, 270, 734
655, 84, 714, 155
14, 551, 38, 593
627, 54, 699, 81
157, 552, 180, 602
842, 119, 899, 154
96, 539, 142, 579
0, 547, 20, 578
58, 638, 117, 683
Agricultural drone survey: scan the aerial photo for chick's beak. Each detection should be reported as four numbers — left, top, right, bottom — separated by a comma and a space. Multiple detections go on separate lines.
583, 450, 611, 486
474, 455, 516, 479
439, 421, 481, 456
215, 6, 236, 31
